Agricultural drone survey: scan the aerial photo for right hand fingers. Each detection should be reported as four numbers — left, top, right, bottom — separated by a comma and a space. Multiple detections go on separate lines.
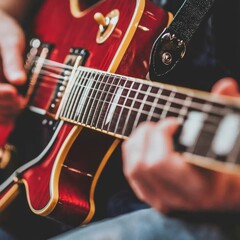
0, 83, 23, 123
0, 10, 26, 85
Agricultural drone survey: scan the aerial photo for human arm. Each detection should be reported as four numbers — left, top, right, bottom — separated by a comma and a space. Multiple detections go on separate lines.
122, 78, 240, 213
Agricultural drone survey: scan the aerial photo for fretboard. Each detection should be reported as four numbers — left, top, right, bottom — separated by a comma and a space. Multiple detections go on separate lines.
59, 67, 240, 165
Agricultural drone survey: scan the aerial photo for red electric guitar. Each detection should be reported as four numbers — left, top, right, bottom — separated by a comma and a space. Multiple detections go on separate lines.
1, 0, 240, 226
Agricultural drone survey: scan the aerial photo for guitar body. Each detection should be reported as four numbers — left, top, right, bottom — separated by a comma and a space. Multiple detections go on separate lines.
0, 0, 169, 225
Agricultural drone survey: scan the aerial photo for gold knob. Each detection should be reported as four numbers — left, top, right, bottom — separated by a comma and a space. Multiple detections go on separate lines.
94, 12, 107, 27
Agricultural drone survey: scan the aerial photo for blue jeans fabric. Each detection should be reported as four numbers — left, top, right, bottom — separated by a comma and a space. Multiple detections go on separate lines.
0, 229, 15, 240
52, 208, 227, 240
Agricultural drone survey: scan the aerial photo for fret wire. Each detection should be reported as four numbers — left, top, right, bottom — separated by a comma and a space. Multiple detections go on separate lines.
186, 103, 213, 155
97, 75, 123, 130
84, 72, 107, 126
63, 78, 225, 128
68, 70, 90, 120
106, 76, 128, 133
178, 95, 193, 121
78, 71, 102, 124
60, 71, 228, 118
74, 70, 96, 122
204, 107, 240, 161
160, 91, 176, 119
226, 132, 240, 163
89, 73, 111, 128
199, 105, 216, 159
121, 82, 142, 135
146, 86, 163, 122
63, 90, 233, 139
35, 57, 239, 120
67, 70, 90, 119
64, 84, 226, 128
132, 83, 153, 130
61, 68, 82, 118
59, 72, 238, 139
113, 80, 135, 135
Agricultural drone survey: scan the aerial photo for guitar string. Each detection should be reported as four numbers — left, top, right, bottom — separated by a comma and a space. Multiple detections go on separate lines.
35, 67, 231, 119
32, 72, 232, 130
28, 58, 238, 122
26, 59, 240, 161
29, 58, 229, 109
30, 74, 224, 133
27, 61, 240, 157
33, 57, 237, 113
33, 65, 226, 115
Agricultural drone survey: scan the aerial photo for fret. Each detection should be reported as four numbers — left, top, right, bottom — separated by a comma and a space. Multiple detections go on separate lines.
68, 70, 90, 120
230, 133, 240, 163
78, 71, 104, 125
181, 101, 234, 161
73, 70, 95, 122
227, 117, 240, 164
122, 83, 160, 136
146, 87, 163, 121
211, 111, 240, 162
188, 97, 206, 113
184, 101, 213, 156
113, 79, 135, 135
95, 75, 123, 130
176, 93, 192, 123
59, 58, 83, 118
104, 77, 129, 133
138, 85, 158, 119
149, 89, 171, 122
61, 68, 82, 118
92, 75, 119, 129
131, 83, 153, 131
84, 72, 111, 127
160, 90, 176, 119
121, 81, 142, 135
190, 119, 219, 158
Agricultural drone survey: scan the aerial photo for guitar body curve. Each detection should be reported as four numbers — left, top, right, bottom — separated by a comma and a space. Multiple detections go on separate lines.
0, 0, 169, 225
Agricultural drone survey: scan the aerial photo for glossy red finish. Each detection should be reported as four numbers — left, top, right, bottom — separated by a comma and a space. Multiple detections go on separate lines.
22, 123, 73, 209
31, 0, 168, 109
1, 0, 169, 225
51, 128, 117, 225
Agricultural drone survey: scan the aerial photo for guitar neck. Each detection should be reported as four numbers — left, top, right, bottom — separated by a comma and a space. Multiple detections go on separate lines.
59, 66, 240, 166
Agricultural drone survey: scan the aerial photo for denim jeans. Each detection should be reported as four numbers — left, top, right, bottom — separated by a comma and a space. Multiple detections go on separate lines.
52, 208, 230, 240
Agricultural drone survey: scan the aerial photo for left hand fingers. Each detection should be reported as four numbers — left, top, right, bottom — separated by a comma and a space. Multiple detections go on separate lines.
211, 77, 239, 97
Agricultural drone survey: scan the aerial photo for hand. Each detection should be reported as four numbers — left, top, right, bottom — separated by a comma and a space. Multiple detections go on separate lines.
122, 77, 240, 213
0, 9, 26, 124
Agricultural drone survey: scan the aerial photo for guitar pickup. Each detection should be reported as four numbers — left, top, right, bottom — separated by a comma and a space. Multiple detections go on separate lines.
47, 48, 89, 118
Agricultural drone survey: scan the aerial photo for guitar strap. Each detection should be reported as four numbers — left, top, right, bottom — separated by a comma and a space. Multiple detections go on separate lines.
149, 0, 217, 80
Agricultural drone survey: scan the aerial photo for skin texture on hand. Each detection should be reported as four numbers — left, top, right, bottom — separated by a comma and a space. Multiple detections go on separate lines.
0, 5, 30, 147
0, 9, 26, 125
122, 77, 240, 213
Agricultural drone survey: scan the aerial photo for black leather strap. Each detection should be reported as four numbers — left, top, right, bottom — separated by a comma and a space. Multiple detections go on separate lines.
149, 0, 217, 80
